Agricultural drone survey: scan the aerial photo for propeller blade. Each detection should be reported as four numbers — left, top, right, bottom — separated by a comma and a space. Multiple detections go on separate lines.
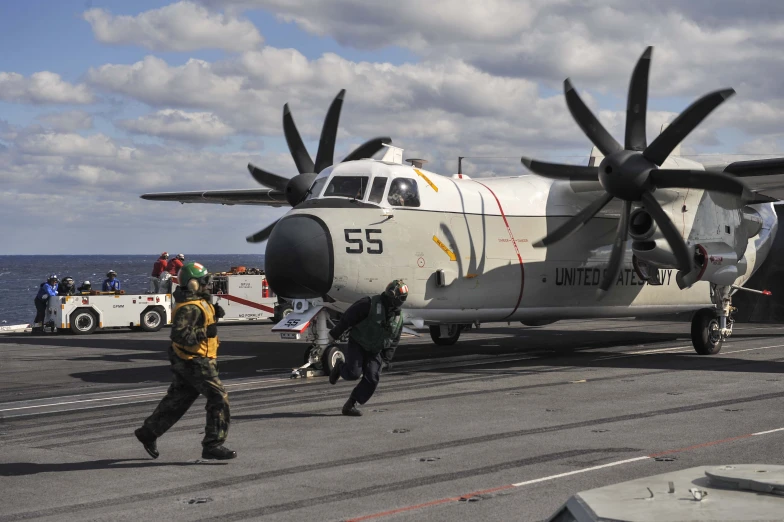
643, 88, 735, 165
283, 103, 315, 174
521, 157, 600, 180
246, 220, 279, 244
342, 136, 391, 163
625, 46, 652, 151
314, 89, 345, 173
564, 78, 623, 157
533, 192, 614, 248
247, 163, 288, 192
650, 169, 751, 199
640, 191, 692, 272
597, 200, 632, 300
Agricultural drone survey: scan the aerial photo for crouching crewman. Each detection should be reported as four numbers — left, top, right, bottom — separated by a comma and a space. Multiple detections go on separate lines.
328, 280, 407, 416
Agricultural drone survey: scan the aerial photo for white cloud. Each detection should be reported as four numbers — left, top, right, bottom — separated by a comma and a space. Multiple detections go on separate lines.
0, 71, 94, 105
83, 1, 264, 52
37, 111, 94, 132
201, 0, 784, 101
118, 109, 235, 144
15, 132, 117, 158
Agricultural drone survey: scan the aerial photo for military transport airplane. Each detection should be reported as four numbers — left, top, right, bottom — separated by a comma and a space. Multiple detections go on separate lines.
142, 47, 784, 376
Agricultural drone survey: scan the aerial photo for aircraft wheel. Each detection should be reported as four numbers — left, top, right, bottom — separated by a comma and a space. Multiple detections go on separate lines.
273, 306, 293, 323
70, 309, 98, 335
691, 308, 723, 355
429, 324, 461, 346
321, 344, 345, 374
140, 307, 164, 332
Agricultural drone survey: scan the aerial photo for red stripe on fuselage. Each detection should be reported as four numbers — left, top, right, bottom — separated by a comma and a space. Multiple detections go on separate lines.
472, 180, 525, 319
217, 294, 275, 314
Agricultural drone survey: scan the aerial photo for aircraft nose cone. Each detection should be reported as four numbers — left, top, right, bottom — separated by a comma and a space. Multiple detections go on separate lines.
265, 215, 333, 299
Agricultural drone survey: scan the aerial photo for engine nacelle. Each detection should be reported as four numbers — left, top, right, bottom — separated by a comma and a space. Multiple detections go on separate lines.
629, 208, 656, 241
742, 207, 763, 238
631, 238, 678, 268
693, 241, 747, 286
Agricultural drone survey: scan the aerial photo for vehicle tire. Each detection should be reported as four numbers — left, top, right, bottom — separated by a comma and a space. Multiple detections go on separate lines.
429, 324, 461, 346
140, 307, 164, 332
70, 309, 98, 335
691, 308, 723, 355
320, 344, 345, 375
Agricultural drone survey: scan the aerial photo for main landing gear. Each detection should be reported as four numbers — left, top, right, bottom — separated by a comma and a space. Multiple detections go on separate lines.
291, 307, 345, 378
691, 284, 734, 355
429, 324, 462, 346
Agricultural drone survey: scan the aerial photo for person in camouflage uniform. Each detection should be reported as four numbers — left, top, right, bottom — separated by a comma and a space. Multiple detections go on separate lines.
328, 280, 408, 416
134, 262, 236, 460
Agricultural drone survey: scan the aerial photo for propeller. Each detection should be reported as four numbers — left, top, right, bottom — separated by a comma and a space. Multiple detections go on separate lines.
245, 90, 391, 243
521, 46, 748, 299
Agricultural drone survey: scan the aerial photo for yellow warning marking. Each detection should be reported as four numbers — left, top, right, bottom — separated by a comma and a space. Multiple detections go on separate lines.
414, 169, 439, 192
432, 236, 456, 261
465, 273, 478, 279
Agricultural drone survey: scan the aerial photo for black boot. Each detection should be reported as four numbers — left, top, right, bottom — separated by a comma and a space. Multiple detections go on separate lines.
329, 360, 343, 385
342, 398, 362, 417
134, 427, 159, 459
202, 445, 237, 460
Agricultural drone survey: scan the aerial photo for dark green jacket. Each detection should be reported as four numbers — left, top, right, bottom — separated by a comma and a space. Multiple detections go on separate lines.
330, 296, 403, 356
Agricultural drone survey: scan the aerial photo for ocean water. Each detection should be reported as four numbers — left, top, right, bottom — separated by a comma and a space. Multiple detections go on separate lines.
0, 255, 265, 325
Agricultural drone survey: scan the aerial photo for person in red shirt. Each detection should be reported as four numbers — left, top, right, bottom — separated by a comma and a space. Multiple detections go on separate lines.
167, 253, 185, 278
150, 252, 169, 293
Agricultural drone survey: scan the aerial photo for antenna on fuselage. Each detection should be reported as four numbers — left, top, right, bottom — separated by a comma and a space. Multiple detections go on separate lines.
405, 158, 428, 168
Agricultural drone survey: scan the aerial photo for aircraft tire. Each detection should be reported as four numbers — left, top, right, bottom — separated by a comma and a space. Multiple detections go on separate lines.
321, 344, 345, 374
691, 308, 723, 355
429, 324, 461, 346
70, 309, 98, 335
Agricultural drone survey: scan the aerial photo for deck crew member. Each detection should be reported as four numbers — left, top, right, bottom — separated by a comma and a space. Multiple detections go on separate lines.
58, 277, 78, 296
328, 280, 407, 416
150, 252, 169, 293
102, 270, 121, 292
77, 281, 91, 293
134, 261, 235, 460
167, 253, 185, 277
33, 274, 58, 329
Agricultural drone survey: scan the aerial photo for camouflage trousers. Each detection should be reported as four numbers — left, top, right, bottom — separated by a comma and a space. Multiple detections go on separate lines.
143, 347, 230, 448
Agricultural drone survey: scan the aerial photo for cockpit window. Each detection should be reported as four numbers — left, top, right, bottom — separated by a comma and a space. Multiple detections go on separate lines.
305, 177, 329, 200
387, 178, 420, 207
368, 177, 388, 203
324, 176, 369, 200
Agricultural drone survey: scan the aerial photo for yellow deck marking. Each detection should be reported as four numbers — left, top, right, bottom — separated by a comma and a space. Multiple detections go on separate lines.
465, 273, 478, 279
432, 236, 456, 261
414, 169, 439, 192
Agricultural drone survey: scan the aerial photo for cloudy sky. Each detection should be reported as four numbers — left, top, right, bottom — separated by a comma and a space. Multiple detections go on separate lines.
2, 0, 784, 254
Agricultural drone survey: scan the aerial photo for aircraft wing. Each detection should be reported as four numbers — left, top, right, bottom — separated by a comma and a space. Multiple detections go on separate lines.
140, 188, 288, 207
717, 158, 784, 202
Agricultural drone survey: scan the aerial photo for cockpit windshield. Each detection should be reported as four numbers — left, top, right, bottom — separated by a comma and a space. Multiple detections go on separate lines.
305, 177, 329, 200
324, 176, 369, 200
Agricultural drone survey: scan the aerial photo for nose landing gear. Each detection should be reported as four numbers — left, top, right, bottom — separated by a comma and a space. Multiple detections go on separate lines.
691, 284, 735, 355
290, 306, 345, 378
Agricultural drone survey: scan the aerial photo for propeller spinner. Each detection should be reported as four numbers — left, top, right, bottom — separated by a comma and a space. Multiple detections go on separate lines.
246, 89, 391, 243
521, 46, 752, 299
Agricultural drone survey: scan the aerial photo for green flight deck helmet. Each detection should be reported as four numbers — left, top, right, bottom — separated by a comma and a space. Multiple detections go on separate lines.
178, 262, 212, 291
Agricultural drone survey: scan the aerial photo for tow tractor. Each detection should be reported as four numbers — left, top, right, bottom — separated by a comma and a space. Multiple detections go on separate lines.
38, 269, 287, 335
44, 292, 171, 334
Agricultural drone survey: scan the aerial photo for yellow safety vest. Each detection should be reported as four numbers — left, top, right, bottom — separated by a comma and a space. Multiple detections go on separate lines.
171, 299, 220, 360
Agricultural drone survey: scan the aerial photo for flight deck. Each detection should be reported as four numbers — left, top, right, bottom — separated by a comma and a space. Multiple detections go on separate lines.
1, 320, 784, 521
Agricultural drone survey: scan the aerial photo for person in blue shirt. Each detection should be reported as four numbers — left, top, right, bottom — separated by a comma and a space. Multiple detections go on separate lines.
102, 270, 121, 292
34, 274, 59, 328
